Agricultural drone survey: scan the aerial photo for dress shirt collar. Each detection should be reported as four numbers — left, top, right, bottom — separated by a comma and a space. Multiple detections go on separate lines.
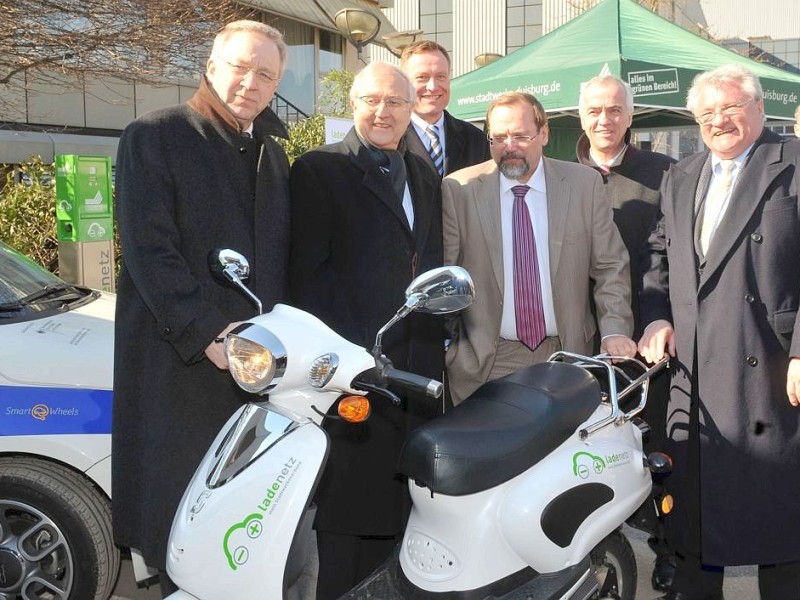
589, 144, 628, 169
710, 142, 754, 174
499, 157, 546, 197
411, 112, 445, 144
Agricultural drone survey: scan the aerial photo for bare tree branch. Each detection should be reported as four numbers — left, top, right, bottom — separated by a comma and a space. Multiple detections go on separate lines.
0, 0, 259, 111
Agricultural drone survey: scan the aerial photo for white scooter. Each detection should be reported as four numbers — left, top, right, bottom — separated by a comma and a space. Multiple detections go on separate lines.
165, 249, 670, 600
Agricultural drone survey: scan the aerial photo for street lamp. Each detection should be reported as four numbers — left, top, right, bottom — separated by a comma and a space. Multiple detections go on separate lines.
334, 8, 381, 63
383, 29, 424, 58
474, 52, 503, 68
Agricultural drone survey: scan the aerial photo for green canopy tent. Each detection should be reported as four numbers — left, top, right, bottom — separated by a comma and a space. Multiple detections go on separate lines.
449, 0, 800, 157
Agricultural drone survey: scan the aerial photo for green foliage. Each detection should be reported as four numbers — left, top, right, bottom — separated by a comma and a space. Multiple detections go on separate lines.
318, 69, 356, 118
0, 158, 59, 272
280, 69, 355, 164
281, 114, 326, 165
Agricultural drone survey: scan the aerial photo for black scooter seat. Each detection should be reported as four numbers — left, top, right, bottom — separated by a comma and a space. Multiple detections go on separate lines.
398, 361, 602, 496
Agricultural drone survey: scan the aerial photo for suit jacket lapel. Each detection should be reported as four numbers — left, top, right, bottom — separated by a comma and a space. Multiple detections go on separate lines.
344, 128, 411, 234
474, 168, 504, 293
668, 153, 706, 292
403, 124, 435, 172
700, 131, 784, 289
443, 112, 464, 176
406, 153, 436, 252
543, 158, 569, 281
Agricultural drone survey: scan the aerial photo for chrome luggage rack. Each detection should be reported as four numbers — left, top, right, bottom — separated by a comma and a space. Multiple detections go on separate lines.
548, 352, 669, 440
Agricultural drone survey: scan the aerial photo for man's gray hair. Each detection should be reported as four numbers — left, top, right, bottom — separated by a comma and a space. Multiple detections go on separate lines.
579, 75, 634, 114
211, 20, 288, 77
350, 62, 415, 103
686, 63, 763, 114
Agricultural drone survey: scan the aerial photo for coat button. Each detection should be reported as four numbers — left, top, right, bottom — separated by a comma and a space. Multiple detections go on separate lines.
163, 327, 171, 335
239, 147, 247, 153
746, 355, 758, 367
744, 293, 755, 303
750, 233, 763, 243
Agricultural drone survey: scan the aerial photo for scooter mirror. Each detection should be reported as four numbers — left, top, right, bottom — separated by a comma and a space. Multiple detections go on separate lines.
404, 266, 475, 315
207, 248, 263, 315
209, 248, 251, 284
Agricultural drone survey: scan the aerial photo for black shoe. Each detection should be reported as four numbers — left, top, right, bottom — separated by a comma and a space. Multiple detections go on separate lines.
652, 552, 677, 592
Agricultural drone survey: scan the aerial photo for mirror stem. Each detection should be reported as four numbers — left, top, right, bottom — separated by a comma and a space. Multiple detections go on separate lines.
224, 270, 263, 315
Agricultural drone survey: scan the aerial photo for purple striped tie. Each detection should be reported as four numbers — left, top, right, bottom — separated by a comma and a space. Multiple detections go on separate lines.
512, 185, 546, 350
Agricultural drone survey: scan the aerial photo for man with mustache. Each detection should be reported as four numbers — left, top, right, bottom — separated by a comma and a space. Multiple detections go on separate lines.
442, 92, 636, 405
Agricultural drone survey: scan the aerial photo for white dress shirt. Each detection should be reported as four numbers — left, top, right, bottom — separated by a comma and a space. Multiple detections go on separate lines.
411, 112, 446, 162
702, 144, 752, 246
499, 162, 558, 340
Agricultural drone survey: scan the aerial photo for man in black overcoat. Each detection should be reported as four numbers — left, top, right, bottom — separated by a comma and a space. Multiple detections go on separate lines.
112, 21, 290, 596
289, 62, 443, 599
575, 74, 677, 593
639, 63, 800, 599
400, 40, 490, 177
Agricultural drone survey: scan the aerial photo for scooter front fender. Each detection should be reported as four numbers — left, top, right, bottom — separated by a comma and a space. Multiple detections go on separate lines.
167, 402, 328, 599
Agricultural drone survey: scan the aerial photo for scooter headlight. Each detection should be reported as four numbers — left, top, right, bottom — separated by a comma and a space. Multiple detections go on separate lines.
225, 323, 287, 394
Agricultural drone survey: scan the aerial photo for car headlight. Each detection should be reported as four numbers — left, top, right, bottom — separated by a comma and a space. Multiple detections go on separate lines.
225, 323, 287, 394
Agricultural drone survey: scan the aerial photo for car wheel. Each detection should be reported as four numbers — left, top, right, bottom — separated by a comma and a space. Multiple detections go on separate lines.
0, 456, 120, 600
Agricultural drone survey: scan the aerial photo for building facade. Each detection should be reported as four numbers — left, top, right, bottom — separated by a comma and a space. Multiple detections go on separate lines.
0, 0, 391, 165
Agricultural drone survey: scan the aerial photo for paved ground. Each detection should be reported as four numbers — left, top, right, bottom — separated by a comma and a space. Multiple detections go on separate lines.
112, 526, 758, 599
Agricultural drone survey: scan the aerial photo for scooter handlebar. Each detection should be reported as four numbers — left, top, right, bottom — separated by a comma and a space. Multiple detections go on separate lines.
383, 366, 443, 399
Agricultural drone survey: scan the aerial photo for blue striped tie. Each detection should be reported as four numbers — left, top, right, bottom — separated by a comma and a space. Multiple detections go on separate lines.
426, 125, 444, 177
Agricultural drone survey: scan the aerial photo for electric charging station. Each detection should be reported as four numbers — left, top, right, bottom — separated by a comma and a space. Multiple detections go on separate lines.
55, 155, 115, 292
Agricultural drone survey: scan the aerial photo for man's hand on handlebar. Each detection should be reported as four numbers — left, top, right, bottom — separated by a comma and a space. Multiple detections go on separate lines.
601, 335, 638, 360
638, 320, 675, 364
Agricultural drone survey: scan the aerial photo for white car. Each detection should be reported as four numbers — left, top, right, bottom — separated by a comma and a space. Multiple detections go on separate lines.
0, 241, 119, 599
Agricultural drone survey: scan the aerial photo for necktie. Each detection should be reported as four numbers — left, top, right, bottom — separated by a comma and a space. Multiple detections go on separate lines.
426, 125, 444, 177
700, 159, 735, 255
241, 131, 252, 138
512, 185, 546, 350
598, 163, 611, 175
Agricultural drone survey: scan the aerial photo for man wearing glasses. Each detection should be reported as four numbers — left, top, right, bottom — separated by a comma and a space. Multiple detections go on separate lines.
442, 92, 636, 405
289, 62, 443, 599
639, 63, 800, 599
113, 20, 290, 596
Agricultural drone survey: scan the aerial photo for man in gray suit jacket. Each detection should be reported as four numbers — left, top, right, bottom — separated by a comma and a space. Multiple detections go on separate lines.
443, 92, 636, 405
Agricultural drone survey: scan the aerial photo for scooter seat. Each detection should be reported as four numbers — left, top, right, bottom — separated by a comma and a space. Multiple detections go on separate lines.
398, 361, 601, 496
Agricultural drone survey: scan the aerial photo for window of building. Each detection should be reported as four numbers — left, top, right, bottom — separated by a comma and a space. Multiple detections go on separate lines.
264, 14, 344, 116
507, 0, 543, 55
419, 0, 453, 57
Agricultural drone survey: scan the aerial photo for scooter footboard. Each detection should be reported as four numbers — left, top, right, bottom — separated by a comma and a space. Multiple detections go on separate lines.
348, 547, 593, 599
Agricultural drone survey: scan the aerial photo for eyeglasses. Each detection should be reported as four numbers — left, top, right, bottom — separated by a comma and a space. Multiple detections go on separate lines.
486, 133, 539, 146
357, 96, 411, 110
695, 99, 753, 125
215, 57, 280, 86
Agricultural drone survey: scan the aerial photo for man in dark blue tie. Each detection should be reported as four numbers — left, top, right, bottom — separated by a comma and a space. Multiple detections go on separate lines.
400, 40, 490, 177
